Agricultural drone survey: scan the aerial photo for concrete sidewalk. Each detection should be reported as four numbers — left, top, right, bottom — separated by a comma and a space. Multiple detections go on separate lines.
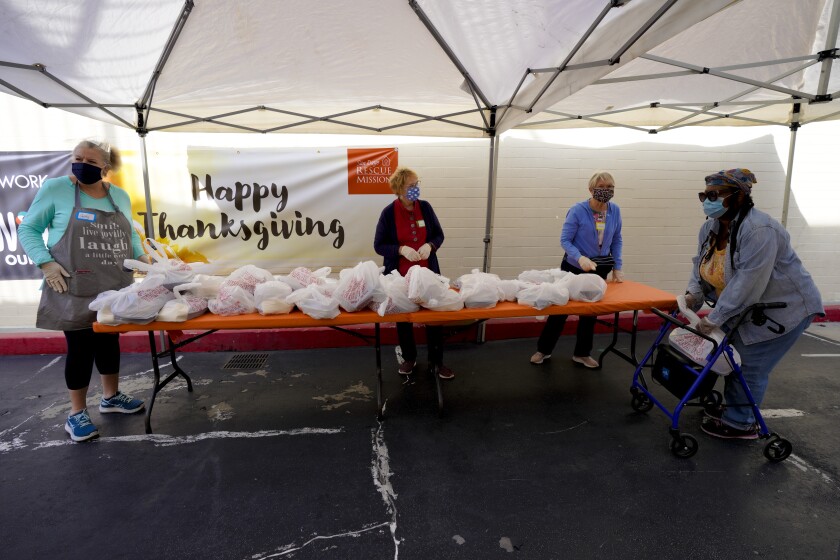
1, 329, 839, 559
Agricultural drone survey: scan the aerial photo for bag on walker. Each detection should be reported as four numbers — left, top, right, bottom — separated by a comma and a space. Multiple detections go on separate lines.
668, 295, 741, 375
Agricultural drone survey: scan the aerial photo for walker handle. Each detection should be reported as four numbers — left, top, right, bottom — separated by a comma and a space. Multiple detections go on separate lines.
650, 307, 719, 352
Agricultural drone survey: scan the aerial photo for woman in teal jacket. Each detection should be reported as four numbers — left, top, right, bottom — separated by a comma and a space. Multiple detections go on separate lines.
19, 140, 151, 442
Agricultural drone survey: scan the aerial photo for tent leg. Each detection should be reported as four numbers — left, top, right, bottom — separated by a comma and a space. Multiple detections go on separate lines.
137, 133, 165, 349
478, 112, 500, 344
781, 106, 800, 229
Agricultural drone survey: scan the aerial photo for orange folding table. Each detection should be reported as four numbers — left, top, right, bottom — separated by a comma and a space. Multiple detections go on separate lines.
94, 280, 676, 433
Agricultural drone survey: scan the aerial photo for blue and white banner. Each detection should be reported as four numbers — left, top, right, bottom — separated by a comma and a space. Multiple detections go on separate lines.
0, 151, 68, 280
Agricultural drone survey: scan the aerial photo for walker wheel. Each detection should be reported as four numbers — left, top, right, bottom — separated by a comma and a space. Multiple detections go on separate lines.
763, 436, 792, 463
670, 434, 698, 458
631, 393, 654, 413
701, 390, 723, 409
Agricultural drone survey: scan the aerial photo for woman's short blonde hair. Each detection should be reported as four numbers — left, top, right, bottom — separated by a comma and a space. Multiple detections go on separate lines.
75, 139, 121, 172
388, 167, 418, 195
588, 171, 615, 189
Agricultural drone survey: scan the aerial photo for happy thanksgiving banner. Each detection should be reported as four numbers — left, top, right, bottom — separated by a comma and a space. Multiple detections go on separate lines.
141, 147, 398, 273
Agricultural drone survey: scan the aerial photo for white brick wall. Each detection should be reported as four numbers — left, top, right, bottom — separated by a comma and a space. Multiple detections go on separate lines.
2, 94, 838, 329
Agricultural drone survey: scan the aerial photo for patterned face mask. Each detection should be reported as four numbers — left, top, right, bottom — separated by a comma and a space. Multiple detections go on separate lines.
592, 187, 614, 203
405, 184, 420, 202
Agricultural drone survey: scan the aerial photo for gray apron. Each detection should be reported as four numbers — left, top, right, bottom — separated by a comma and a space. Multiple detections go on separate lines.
36, 182, 135, 331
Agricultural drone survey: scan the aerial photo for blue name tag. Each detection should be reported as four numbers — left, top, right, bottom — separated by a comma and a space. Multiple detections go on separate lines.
76, 211, 96, 222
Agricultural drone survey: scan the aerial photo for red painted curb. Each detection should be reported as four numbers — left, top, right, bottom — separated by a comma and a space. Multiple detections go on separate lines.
1, 307, 837, 356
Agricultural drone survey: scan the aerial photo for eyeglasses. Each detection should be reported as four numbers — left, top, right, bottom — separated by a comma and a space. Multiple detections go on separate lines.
698, 190, 736, 203
407, 181, 421, 189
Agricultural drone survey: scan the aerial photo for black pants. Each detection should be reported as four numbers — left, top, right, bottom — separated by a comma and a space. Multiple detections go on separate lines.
536, 259, 611, 357
63, 329, 121, 390
396, 323, 444, 366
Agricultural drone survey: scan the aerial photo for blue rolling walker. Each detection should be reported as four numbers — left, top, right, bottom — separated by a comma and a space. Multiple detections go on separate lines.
629, 302, 792, 461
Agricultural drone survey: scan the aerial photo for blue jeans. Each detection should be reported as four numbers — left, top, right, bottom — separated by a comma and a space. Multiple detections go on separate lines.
722, 314, 814, 429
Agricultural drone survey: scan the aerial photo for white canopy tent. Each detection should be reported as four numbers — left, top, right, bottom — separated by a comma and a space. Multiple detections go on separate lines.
1, 0, 838, 270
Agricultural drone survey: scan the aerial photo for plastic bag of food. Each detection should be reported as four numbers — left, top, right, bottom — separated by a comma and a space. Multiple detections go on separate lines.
517, 282, 570, 310
208, 285, 256, 316
334, 261, 383, 312
283, 266, 332, 290
423, 289, 464, 311
220, 265, 274, 294
497, 279, 526, 302
109, 274, 175, 324
89, 290, 123, 325
285, 284, 340, 319
254, 281, 294, 315
567, 274, 607, 302
370, 271, 419, 316
456, 270, 501, 309
406, 266, 451, 304
157, 283, 209, 322
669, 295, 742, 375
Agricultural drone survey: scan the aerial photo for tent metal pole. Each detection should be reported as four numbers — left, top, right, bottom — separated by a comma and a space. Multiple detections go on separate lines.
138, 134, 155, 241
817, 0, 840, 96
781, 103, 801, 229
482, 110, 499, 274
477, 110, 500, 344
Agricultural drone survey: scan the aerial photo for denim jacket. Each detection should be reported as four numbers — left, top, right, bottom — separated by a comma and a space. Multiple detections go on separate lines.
561, 200, 623, 270
687, 208, 824, 345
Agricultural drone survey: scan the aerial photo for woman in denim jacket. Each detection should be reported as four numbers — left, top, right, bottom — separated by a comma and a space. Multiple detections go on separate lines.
685, 168, 824, 440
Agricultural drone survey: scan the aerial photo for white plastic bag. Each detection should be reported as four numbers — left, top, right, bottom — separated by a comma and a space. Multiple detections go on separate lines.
423, 289, 464, 311
497, 279, 526, 302
334, 261, 383, 312
157, 283, 209, 322
370, 271, 419, 316
567, 274, 607, 302
89, 290, 123, 325
406, 266, 451, 304
285, 284, 340, 319
517, 283, 570, 310
221, 265, 274, 294
208, 285, 256, 316
669, 295, 741, 375
283, 266, 332, 290
254, 281, 294, 315
189, 274, 226, 298
455, 269, 501, 309
109, 274, 175, 324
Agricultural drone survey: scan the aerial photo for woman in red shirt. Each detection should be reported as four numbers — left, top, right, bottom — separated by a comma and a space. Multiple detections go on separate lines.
373, 167, 452, 379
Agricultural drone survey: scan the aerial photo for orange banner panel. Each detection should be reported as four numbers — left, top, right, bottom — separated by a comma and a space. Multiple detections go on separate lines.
347, 148, 398, 195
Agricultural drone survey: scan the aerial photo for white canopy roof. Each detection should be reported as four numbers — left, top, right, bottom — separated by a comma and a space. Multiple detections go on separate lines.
1, 0, 838, 137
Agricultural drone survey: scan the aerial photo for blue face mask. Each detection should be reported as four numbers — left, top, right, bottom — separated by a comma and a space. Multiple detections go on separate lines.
72, 162, 103, 185
405, 185, 420, 202
703, 199, 728, 219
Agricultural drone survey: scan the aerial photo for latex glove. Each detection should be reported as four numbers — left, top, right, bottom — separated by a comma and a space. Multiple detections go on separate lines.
417, 243, 432, 260
610, 269, 625, 283
399, 246, 421, 262
697, 316, 717, 335
41, 261, 70, 293
577, 256, 597, 272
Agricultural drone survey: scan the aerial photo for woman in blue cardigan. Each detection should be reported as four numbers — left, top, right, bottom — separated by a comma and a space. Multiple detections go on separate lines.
530, 171, 624, 368
373, 167, 453, 379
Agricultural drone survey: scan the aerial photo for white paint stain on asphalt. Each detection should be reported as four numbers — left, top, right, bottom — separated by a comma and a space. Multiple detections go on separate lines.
208, 402, 235, 422
761, 409, 805, 418
372, 423, 400, 559
312, 381, 372, 411
499, 537, 514, 552
248, 522, 391, 559
23, 427, 344, 451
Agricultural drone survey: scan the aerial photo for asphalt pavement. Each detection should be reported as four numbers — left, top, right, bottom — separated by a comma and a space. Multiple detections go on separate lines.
1, 326, 839, 559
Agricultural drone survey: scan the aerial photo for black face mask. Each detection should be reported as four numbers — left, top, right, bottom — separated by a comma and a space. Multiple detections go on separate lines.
72, 162, 103, 185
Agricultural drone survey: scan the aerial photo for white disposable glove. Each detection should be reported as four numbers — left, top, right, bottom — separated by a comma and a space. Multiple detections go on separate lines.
41, 261, 70, 293
417, 243, 432, 260
399, 246, 421, 262
697, 316, 717, 335
610, 269, 625, 283
577, 256, 597, 272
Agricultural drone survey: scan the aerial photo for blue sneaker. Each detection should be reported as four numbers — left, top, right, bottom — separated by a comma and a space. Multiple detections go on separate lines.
65, 409, 99, 442
99, 391, 145, 414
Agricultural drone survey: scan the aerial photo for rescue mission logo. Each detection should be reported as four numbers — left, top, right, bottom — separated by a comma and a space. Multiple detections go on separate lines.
346, 147, 398, 195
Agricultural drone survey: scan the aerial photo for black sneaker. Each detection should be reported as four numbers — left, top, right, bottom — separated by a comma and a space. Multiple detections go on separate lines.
398, 361, 415, 376
703, 403, 725, 420
701, 417, 759, 440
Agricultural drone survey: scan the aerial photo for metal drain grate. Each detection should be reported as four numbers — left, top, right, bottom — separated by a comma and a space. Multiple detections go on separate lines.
222, 353, 269, 370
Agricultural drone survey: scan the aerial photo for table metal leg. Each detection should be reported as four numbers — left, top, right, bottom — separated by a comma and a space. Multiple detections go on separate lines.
597, 311, 641, 368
